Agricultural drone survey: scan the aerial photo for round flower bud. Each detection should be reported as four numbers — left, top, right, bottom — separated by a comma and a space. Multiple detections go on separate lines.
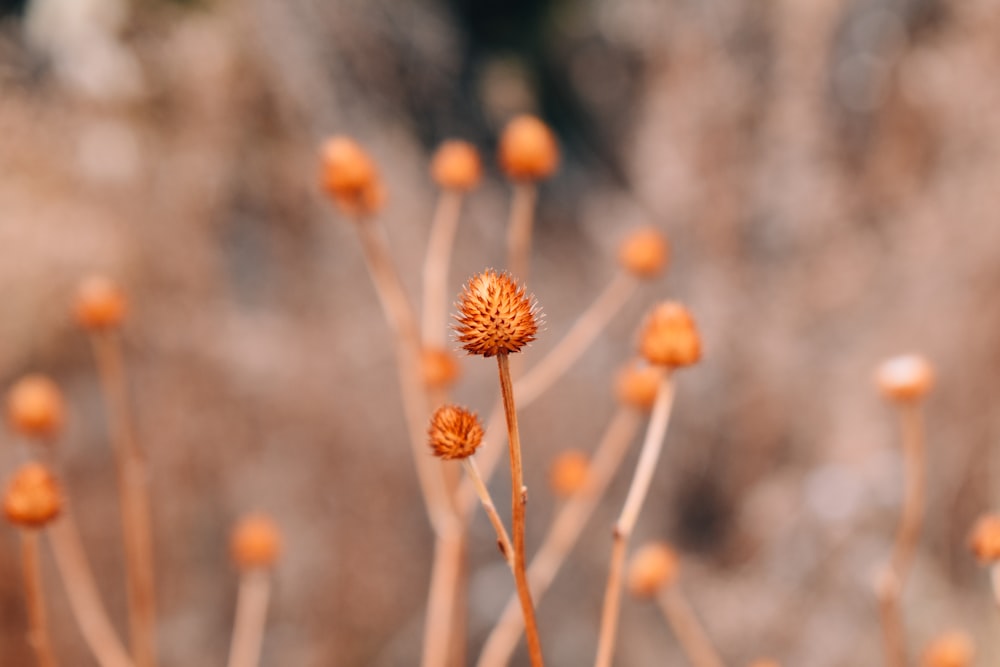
921, 631, 974, 667
968, 514, 1000, 563
615, 361, 664, 412
422, 347, 461, 390
876, 355, 934, 403
3, 463, 62, 528
498, 115, 559, 182
320, 136, 385, 218
626, 542, 679, 598
431, 140, 482, 191
230, 513, 282, 571
638, 302, 702, 368
455, 270, 539, 358
618, 227, 669, 278
428, 405, 484, 460
74, 275, 127, 330
7, 375, 65, 439
548, 450, 589, 498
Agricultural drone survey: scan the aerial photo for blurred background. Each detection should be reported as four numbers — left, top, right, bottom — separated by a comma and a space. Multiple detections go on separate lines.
2, 0, 1000, 664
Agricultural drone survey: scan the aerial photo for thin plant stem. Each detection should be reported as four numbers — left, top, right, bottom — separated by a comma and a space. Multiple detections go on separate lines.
421, 527, 464, 667
462, 457, 514, 568
226, 571, 272, 667
496, 354, 544, 667
595, 373, 677, 667
90, 331, 157, 667
47, 515, 134, 667
478, 408, 642, 667
422, 190, 464, 347
991, 564, 1000, 610
655, 586, 725, 667
21, 529, 57, 667
877, 402, 926, 667
507, 183, 538, 283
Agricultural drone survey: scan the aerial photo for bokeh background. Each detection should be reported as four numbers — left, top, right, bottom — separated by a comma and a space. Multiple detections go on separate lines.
2, 0, 1000, 664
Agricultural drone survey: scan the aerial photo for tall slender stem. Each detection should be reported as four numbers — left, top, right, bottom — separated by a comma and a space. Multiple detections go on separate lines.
656, 586, 725, 667
507, 183, 538, 283
496, 354, 544, 666
22, 530, 57, 667
226, 571, 272, 667
463, 457, 514, 567
90, 331, 157, 667
422, 190, 464, 347
595, 374, 676, 667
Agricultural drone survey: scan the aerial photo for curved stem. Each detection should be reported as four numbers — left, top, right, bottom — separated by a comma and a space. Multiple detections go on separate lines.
656, 586, 725, 667
507, 183, 538, 283
226, 571, 271, 667
22, 529, 58, 667
463, 457, 514, 568
422, 190, 464, 347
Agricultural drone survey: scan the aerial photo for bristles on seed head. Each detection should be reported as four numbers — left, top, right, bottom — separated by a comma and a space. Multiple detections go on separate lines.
421, 347, 461, 390
876, 355, 934, 403
7, 375, 65, 439
428, 405, 484, 460
320, 136, 385, 218
618, 227, 669, 278
75, 275, 127, 330
615, 361, 664, 411
639, 302, 701, 368
968, 514, 1000, 563
498, 115, 559, 182
230, 513, 282, 571
548, 450, 590, 498
454, 270, 539, 357
431, 140, 482, 191
3, 463, 62, 528
921, 631, 974, 667
626, 542, 679, 598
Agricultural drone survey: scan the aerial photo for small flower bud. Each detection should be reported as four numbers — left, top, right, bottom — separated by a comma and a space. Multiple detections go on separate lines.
968, 514, 1000, 563
639, 302, 701, 368
618, 227, 669, 278
498, 115, 559, 182
548, 450, 589, 498
3, 463, 62, 528
921, 631, 974, 667
428, 405, 484, 460
7, 375, 65, 439
75, 275, 127, 330
422, 347, 461, 390
876, 355, 934, 403
455, 270, 539, 358
615, 361, 664, 412
320, 136, 385, 218
230, 513, 282, 571
627, 542, 679, 598
431, 140, 482, 191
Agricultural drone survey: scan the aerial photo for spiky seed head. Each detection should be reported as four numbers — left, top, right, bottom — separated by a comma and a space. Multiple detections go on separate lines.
74, 275, 128, 330
7, 375, 65, 439
231, 513, 282, 571
3, 463, 62, 528
548, 450, 590, 498
615, 361, 664, 412
428, 405, 484, 460
320, 136, 385, 218
454, 270, 539, 358
639, 302, 701, 368
421, 347, 461, 390
968, 514, 1000, 563
626, 542, 679, 598
498, 115, 559, 182
618, 227, 669, 278
876, 355, 934, 403
431, 140, 482, 191
921, 631, 974, 667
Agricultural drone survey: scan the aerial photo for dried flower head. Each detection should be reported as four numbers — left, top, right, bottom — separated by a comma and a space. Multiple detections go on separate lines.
320, 136, 385, 218
3, 463, 62, 528
428, 405, 484, 460
921, 631, 974, 667
498, 115, 559, 182
75, 275, 127, 330
618, 227, 669, 278
454, 270, 539, 357
876, 355, 934, 403
422, 347, 461, 390
431, 140, 482, 191
639, 302, 702, 368
7, 375, 65, 439
615, 361, 664, 412
230, 513, 282, 571
548, 450, 590, 498
626, 542, 679, 598
968, 514, 1000, 563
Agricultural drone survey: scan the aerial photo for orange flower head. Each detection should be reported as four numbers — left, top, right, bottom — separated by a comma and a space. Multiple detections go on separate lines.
428, 405, 484, 460
639, 302, 702, 368
876, 355, 934, 403
3, 463, 62, 528
7, 374, 65, 439
548, 450, 590, 498
618, 227, 669, 279
421, 347, 461, 390
921, 631, 974, 667
231, 513, 282, 570
615, 361, 664, 412
627, 542, 679, 598
498, 115, 559, 182
74, 275, 128, 330
320, 136, 385, 218
968, 514, 1000, 563
431, 140, 482, 191
454, 270, 539, 358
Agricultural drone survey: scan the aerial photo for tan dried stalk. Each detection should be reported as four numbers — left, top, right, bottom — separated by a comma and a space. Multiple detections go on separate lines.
594, 373, 676, 667
422, 189, 464, 347
89, 331, 157, 667
21, 529, 58, 667
478, 407, 642, 667
421, 525, 465, 667
463, 456, 514, 567
226, 571, 272, 667
656, 586, 725, 667
507, 183, 538, 283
